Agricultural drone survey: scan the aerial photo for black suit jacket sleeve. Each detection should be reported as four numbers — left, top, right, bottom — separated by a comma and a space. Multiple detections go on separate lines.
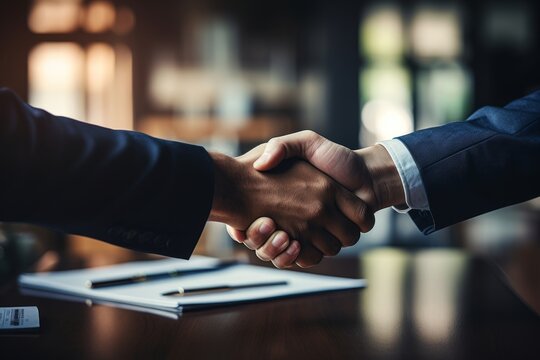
397, 90, 540, 234
0, 88, 214, 258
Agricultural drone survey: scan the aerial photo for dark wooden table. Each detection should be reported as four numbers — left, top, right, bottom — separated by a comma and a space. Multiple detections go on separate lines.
2, 246, 540, 360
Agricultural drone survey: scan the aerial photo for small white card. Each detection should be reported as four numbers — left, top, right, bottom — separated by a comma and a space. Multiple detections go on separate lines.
0, 307, 40, 331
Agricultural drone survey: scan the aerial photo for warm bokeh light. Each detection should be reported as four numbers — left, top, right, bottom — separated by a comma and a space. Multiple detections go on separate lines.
29, 0, 82, 33
87, 43, 115, 94
29, 0, 132, 35
86, 43, 115, 127
113, 45, 134, 130
83, 1, 116, 33
114, 6, 136, 34
86, 43, 133, 130
28, 42, 85, 119
410, 8, 462, 59
28, 41, 132, 130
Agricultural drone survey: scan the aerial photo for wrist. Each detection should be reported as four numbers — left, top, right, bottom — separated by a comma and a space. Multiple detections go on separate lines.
209, 152, 241, 224
355, 145, 406, 211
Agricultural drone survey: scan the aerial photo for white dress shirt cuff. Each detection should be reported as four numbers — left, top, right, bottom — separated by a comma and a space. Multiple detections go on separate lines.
377, 139, 429, 212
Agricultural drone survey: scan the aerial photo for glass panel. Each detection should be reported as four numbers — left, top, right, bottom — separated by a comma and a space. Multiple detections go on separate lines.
416, 63, 472, 129
360, 5, 404, 60
28, 0, 82, 34
28, 42, 85, 119
410, 7, 462, 59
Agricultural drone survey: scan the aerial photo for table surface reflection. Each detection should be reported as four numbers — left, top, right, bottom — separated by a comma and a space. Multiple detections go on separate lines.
2, 247, 540, 359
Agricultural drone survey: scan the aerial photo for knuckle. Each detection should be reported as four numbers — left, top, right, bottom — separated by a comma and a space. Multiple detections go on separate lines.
267, 137, 286, 154
267, 137, 279, 147
229, 233, 241, 243
309, 202, 327, 221
296, 253, 323, 268
256, 249, 271, 262
318, 177, 334, 193
354, 202, 369, 223
226, 226, 244, 243
295, 259, 311, 268
272, 259, 288, 269
355, 203, 375, 232
302, 129, 317, 141
343, 233, 360, 247
342, 228, 361, 247
365, 212, 376, 231
293, 223, 308, 238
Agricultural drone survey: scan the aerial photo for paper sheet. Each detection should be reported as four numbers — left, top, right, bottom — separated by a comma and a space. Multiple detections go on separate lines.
19, 256, 366, 312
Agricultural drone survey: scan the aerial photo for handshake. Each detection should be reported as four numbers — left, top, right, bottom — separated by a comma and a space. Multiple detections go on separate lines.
208, 130, 406, 269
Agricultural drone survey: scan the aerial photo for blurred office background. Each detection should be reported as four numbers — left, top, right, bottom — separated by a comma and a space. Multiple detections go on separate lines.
1, 0, 540, 276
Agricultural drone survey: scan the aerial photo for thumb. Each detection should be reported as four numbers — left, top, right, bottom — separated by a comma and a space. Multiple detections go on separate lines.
252, 141, 287, 171
253, 130, 323, 171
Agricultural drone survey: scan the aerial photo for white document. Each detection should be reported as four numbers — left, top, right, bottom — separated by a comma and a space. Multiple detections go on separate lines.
18, 287, 182, 320
18, 256, 366, 313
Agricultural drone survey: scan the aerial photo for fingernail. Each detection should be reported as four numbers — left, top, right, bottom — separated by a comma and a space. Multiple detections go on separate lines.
272, 233, 288, 249
254, 152, 270, 168
259, 221, 273, 236
286, 242, 299, 255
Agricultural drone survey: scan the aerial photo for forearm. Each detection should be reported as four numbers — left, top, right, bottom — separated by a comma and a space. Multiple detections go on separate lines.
0, 88, 214, 257
398, 90, 540, 233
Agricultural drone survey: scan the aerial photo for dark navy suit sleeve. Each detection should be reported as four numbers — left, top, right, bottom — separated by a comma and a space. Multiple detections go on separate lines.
397, 90, 540, 234
0, 88, 214, 258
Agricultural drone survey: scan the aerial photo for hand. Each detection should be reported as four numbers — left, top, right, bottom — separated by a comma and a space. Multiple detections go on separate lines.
209, 145, 373, 267
227, 131, 405, 266
254, 130, 404, 210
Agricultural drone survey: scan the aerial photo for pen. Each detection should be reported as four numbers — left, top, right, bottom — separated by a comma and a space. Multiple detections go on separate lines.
85, 260, 239, 289
162, 280, 289, 297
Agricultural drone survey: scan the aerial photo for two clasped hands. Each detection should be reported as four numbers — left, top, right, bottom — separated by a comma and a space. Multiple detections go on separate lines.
208, 130, 406, 269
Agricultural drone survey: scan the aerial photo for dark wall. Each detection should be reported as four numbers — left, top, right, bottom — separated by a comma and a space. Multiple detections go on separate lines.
0, 1, 32, 98
1, 0, 540, 145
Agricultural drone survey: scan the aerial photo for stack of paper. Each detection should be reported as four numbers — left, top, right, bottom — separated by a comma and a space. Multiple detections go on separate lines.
18, 256, 366, 315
